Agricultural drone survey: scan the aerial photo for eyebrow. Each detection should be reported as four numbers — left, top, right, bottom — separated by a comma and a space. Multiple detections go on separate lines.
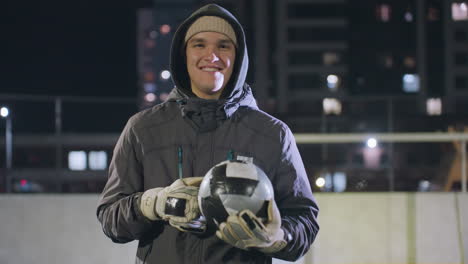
188, 37, 233, 45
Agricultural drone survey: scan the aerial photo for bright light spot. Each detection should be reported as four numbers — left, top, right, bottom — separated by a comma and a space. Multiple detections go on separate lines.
323, 98, 342, 115
0, 107, 9, 117
20, 179, 28, 187
452, 2, 468, 21
161, 70, 171, 80
404, 74, 415, 82
366, 138, 378, 149
426, 98, 442, 116
145, 93, 157, 102
418, 180, 431, 191
377, 4, 391, 22
89, 151, 108, 170
461, 2, 467, 11
315, 177, 326, 188
68, 151, 87, 171
404, 11, 413, 22
403, 74, 420, 93
327, 74, 338, 84
160, 24, 171, 35
149, 30, 158, 39
327, 74, 340, 91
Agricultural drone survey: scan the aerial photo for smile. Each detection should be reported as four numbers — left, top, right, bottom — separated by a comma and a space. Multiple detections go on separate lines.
200, 66, 222, 72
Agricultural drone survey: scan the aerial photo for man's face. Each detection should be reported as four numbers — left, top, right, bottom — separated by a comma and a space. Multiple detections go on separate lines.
186, 31, 236, 99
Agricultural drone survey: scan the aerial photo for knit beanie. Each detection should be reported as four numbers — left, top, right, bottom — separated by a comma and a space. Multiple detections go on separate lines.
184, 16, 237, 46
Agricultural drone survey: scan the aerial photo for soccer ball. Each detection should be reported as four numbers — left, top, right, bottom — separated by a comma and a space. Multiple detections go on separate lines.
198, 160, 274, 225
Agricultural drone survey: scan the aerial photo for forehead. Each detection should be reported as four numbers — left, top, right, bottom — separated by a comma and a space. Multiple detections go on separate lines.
187, 31, 233, 44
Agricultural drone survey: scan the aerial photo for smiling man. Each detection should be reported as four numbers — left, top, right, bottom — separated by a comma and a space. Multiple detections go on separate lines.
185, 29, 236, 99
97, 4, 319, 264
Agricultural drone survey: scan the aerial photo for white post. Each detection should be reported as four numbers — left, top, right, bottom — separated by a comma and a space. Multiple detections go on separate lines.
5, 116, 12, 193
461, 140, 466, 193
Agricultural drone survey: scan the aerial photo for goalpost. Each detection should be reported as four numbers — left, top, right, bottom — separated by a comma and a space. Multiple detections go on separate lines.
294, 132, 468, 193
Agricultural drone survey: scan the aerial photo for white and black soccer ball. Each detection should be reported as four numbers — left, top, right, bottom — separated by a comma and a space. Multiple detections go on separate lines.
198, 160, 274, 226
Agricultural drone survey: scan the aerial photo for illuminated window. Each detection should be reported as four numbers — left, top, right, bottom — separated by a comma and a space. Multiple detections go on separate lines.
89, 151, 108, 170
402, 74, 420, 93
426, 98, 442, 116
322, 172, 347, 192
452, 2, 468, 21
323, 52, 340, 66
383, 55, 393, 68
404, 8, 413, 22
149, 30, 158, 39
427, 6, 440, 21
403, 56, 416, 68
376, 4, 391, 22
144, 72, 155, 82
144, 83, 156, 93
144, 39, 155, 49
323, 98, 342, 115
68, 151, 86, 171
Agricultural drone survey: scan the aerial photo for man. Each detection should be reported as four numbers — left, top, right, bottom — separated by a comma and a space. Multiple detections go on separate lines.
97, 4, 319, 264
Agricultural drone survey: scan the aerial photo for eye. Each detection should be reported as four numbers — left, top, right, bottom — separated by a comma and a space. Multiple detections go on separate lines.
219, 43, 232, 50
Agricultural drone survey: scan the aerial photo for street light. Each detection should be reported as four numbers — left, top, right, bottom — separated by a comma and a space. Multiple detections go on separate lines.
1, 106, 12, 192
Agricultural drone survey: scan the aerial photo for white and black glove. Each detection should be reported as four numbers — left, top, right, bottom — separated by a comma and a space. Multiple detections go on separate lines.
139, 177, 206, 233
216, 199, 287, 254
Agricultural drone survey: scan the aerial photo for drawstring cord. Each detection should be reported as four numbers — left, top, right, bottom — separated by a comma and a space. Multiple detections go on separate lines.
178, 146, 183, 179
227, 149, 234, 161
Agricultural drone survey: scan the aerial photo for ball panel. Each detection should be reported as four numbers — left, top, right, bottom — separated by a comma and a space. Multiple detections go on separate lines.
198, 173, 212, 198
225, 162, 258, 180
220, 194, 266, 216
211, 177, 258, 196
200, 196, 229, 224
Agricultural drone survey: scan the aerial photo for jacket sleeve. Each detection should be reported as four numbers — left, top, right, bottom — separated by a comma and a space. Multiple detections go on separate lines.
96, 117, 164, 243
269, 127, 320, 261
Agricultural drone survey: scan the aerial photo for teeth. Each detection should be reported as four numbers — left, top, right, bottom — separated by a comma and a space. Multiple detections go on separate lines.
202, 67, 219, 72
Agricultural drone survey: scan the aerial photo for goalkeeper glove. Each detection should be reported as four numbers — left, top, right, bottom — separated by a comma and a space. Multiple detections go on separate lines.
216, 199, 287, 253
139, 177, 206, 233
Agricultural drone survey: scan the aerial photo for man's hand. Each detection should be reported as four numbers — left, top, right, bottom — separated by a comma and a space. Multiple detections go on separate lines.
216, 199, 287, 254
139, 177, 206, 233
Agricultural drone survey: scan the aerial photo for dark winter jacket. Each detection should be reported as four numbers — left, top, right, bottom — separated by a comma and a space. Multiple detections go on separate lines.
96, 4, 319, 264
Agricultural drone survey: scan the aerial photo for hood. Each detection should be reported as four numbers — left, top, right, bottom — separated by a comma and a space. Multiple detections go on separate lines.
169, 4, 249, 100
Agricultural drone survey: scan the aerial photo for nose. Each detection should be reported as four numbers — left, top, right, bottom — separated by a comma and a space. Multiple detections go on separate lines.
204, 47, 220, 63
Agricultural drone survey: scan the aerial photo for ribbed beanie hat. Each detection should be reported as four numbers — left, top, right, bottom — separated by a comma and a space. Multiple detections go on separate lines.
184, 16, 237, 46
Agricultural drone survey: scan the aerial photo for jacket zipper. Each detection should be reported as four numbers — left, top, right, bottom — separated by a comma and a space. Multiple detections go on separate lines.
209, 131, 214, 166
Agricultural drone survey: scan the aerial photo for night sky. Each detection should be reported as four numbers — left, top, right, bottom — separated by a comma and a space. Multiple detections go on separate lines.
2, 0, 141, 98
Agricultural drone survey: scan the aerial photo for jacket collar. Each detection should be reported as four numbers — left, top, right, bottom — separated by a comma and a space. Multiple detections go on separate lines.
167, 84, 257, 132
